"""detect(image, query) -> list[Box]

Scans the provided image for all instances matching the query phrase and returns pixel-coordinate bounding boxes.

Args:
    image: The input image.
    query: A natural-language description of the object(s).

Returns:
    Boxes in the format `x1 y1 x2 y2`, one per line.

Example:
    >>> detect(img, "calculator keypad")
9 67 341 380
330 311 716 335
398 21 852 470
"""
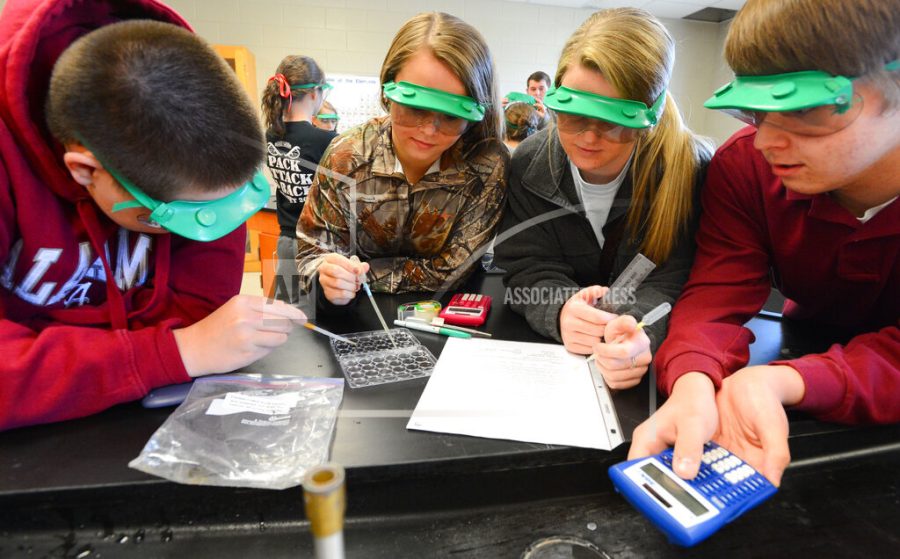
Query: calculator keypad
662 443 771 511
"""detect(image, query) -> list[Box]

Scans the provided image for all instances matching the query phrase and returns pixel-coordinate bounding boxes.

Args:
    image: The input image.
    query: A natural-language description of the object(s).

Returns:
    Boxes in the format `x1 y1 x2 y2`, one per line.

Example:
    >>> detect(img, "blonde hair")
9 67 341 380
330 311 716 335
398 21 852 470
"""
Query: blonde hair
555 8 713 263
380 12 501 153
504 102 541 142
726 0 900 109
318 100 337 117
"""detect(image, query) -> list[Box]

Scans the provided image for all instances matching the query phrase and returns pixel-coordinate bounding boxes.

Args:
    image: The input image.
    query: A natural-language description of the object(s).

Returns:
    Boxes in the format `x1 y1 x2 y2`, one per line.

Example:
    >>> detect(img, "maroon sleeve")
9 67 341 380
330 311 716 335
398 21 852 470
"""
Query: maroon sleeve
774 324 900 423
0 223 245 431
654 135 772 394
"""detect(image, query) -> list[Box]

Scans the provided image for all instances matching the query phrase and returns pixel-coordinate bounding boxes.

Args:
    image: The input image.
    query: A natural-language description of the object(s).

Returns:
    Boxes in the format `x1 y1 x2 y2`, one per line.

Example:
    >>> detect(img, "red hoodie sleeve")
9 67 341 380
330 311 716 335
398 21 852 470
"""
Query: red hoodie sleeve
0 196 245 431
771 324 900 424
654 137 772 394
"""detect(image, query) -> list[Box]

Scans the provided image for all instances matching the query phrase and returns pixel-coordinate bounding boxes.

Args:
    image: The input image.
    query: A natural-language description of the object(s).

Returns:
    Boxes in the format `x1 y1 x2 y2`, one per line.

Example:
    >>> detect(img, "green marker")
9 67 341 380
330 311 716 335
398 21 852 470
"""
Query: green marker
394 319 472 339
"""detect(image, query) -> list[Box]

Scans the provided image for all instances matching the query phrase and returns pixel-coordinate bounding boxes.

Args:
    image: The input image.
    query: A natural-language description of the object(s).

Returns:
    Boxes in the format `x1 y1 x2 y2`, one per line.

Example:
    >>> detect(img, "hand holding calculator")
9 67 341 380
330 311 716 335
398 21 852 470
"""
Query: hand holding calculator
609 442 777 547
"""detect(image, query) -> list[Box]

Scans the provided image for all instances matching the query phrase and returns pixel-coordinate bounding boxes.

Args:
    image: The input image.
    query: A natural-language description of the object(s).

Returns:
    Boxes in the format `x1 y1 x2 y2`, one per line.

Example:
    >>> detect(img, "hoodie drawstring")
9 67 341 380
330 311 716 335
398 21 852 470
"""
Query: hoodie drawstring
75 198 128 330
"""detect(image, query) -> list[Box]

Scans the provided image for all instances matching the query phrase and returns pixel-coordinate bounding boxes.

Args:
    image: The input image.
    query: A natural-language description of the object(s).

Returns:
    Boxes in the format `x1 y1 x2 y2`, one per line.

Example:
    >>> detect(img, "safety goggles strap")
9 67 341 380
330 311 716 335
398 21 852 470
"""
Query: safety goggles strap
111 199 146 212
291 82 332 91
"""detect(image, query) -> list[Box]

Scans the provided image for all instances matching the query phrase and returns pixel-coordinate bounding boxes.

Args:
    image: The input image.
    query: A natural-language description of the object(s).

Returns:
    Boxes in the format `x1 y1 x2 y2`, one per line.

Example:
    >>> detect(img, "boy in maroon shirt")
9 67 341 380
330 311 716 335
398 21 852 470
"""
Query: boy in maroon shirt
628 0 899 486
0 0 306 430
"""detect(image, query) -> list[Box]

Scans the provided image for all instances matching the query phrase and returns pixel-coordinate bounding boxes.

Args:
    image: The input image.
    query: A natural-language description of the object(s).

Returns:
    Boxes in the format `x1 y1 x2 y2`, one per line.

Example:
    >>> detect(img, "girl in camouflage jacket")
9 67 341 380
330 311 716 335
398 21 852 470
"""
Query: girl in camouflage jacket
296 12 508 309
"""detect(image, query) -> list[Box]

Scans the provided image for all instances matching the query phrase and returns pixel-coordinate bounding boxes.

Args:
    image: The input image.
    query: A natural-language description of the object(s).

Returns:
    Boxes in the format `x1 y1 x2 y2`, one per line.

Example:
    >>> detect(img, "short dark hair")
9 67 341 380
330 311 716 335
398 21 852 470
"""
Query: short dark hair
527 71 551 86
46 20 264 200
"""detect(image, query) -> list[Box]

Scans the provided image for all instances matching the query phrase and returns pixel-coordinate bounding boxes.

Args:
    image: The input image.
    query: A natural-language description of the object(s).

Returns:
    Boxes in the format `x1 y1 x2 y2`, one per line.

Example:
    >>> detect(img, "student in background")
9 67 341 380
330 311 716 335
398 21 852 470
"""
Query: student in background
504 71 553 125
262 55 337 304
527 70 552 126
526 70 551 102
629 0 899 487
0 0 305 431
296 12 508 308
313 101 340 133
495 8 712 389
503 101 541 153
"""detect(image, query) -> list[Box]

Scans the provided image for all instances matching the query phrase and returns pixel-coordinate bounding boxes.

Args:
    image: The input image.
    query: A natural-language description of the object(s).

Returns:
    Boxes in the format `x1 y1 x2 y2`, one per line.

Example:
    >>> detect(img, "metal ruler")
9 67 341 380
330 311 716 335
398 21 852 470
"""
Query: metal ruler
596 253 656 312
587 359 625 449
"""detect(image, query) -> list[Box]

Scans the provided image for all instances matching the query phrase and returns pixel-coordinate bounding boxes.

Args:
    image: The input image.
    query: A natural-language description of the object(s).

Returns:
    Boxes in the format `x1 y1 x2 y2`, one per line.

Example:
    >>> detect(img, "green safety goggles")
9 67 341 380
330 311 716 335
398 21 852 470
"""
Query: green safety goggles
705 61 899 136
544 85 665 128
316 113 339 121
291 82 333 93
543 85 665 143
506 91 536 105
383 81 486 122
110 167 270 242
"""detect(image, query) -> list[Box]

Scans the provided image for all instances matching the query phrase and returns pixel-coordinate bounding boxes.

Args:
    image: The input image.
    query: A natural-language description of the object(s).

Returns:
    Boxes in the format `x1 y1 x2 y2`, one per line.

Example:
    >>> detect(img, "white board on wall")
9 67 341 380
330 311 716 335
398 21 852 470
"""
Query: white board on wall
325 74 385 132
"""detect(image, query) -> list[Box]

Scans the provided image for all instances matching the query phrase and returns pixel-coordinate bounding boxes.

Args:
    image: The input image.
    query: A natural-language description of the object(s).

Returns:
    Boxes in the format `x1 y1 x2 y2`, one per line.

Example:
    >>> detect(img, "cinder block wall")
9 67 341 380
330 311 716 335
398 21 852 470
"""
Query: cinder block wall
165 0 740 143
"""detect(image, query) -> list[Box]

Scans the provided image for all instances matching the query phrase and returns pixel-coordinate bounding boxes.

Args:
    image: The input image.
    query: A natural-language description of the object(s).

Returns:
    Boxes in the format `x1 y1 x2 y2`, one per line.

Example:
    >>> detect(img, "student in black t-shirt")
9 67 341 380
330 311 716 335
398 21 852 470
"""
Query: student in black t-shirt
261 55 337 303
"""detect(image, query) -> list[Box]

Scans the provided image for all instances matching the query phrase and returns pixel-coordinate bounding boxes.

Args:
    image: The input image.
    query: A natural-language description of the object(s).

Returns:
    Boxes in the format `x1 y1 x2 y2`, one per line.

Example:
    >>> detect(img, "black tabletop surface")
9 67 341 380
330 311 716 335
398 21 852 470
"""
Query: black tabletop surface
1 272 897 558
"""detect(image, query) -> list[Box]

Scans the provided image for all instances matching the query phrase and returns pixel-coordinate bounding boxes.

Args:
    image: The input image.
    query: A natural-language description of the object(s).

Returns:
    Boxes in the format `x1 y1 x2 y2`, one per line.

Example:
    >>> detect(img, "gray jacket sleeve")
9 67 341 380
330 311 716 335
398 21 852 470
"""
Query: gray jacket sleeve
494 167 576 343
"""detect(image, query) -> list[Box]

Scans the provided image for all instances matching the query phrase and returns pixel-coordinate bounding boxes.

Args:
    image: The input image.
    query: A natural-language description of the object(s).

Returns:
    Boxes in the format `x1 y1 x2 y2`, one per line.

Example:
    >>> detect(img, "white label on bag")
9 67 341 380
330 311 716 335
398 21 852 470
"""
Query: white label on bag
206 391 301 416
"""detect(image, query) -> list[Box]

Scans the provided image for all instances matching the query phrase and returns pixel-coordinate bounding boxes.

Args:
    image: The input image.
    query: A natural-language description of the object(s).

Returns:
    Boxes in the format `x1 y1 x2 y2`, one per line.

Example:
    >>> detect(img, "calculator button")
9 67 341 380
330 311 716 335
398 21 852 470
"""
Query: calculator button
475 294 482 301
702 452 714 465
711 496 725 509
712 462 725 474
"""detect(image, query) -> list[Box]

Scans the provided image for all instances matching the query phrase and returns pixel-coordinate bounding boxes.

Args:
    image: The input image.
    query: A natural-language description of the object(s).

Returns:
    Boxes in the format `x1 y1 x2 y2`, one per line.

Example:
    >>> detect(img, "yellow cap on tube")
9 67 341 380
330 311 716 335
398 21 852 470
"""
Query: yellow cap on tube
303 463 346 541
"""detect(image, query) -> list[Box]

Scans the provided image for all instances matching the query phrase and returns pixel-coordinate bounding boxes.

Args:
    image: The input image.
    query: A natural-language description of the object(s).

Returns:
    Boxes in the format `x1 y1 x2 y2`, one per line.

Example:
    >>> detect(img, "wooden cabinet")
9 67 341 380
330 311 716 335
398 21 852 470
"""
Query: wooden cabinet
213 45 258 105
214 45 265 275
244 209 278 274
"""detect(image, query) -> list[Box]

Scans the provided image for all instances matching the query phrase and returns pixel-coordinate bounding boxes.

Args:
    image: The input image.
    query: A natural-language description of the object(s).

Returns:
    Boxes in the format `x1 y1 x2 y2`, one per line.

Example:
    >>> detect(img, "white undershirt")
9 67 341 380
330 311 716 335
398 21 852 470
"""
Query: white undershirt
857 196 898 223
571 156 633 248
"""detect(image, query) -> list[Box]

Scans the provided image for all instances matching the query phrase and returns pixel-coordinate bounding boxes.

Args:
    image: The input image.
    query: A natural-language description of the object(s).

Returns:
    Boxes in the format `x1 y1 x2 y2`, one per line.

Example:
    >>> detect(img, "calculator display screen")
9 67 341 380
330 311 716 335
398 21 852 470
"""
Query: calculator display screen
641 463 709 517
447 306 482 315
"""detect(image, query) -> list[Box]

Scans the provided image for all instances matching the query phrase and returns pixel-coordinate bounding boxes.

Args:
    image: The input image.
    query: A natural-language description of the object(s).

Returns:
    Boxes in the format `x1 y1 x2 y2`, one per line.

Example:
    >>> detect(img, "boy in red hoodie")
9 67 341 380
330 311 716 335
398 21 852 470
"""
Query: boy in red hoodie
0 0 306 431
627 0 899 487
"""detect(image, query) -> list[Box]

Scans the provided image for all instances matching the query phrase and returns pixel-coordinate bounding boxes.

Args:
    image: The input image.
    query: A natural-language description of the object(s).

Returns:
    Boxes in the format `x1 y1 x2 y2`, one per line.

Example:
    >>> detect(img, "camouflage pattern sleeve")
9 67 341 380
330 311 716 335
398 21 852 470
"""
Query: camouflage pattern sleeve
367 143 510 293
294 141 354 292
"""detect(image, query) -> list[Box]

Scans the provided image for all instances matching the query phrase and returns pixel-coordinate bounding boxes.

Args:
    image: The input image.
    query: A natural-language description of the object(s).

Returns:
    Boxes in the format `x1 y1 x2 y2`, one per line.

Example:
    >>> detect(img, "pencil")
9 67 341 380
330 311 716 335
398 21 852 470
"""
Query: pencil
303 322 357 345
586 302 671 363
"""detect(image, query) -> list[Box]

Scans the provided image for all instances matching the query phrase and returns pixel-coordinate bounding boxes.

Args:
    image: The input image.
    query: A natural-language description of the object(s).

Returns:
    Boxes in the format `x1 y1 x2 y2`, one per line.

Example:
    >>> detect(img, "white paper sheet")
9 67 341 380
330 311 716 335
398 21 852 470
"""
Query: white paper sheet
407 338 623 450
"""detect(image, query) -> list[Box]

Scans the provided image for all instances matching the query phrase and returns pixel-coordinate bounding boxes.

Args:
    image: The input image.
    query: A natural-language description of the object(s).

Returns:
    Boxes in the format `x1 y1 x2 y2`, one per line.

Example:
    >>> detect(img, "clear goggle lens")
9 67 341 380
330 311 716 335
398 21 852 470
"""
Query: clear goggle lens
551 110 643 144
721 94 864 136
389 102 469 136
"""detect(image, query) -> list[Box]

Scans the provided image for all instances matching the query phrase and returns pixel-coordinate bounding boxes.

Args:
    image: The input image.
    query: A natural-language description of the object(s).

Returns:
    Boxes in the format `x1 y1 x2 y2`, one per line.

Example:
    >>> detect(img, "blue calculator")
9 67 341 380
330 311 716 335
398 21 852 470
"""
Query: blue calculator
608 442 777 547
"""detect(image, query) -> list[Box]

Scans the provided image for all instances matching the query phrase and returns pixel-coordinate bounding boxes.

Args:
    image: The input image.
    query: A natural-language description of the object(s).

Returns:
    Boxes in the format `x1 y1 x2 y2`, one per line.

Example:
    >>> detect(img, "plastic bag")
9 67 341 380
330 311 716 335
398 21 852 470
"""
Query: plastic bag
129 374 344 489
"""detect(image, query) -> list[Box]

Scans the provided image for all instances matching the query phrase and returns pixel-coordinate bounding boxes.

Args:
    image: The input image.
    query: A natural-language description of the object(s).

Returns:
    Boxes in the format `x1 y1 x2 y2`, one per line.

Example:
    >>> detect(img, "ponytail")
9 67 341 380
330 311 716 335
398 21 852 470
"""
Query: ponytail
262 73 291 137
